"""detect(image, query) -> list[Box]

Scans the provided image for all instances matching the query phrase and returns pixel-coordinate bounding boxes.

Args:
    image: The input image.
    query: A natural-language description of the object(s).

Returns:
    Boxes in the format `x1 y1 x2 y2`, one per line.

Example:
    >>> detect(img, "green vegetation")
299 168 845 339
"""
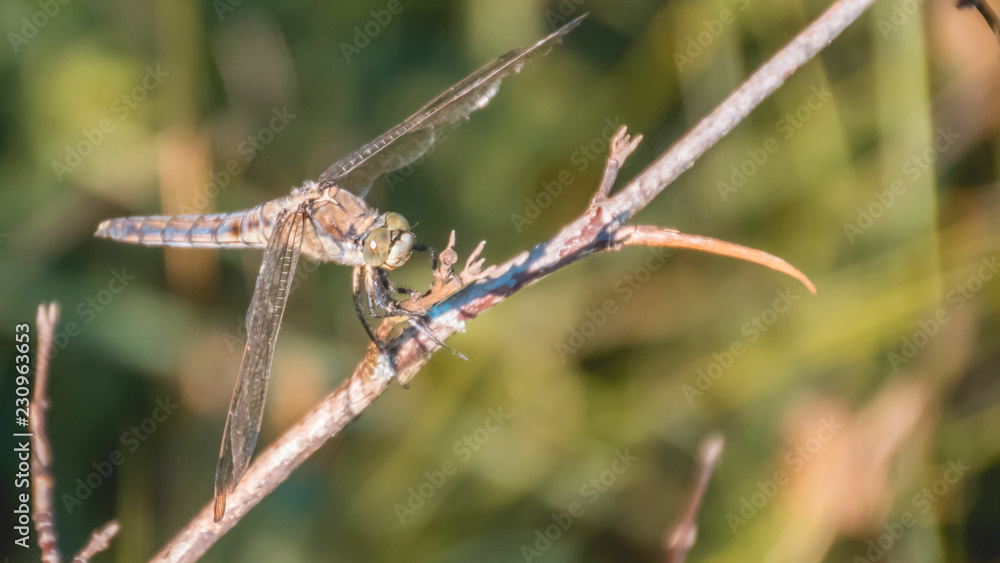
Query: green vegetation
1 0 998 561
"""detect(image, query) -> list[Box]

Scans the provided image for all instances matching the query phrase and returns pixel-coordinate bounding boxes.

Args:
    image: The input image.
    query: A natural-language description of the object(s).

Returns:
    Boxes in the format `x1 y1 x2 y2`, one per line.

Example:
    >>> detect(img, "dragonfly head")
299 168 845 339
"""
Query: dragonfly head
363 212 414 270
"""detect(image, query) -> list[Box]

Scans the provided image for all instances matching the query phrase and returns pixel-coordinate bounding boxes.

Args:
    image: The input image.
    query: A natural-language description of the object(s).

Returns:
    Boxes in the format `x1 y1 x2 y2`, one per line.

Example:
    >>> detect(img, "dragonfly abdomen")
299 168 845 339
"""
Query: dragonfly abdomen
95 207 271 248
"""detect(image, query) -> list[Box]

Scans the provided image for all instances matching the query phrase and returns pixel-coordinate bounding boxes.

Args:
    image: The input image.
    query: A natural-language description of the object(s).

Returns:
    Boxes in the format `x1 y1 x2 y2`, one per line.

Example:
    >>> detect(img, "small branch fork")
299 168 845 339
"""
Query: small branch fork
156 0 875 559
30 302 120 563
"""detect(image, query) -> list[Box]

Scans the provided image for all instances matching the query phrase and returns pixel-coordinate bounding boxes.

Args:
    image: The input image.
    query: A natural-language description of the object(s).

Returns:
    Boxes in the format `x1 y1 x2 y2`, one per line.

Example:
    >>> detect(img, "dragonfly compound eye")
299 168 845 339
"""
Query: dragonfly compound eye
362 228 391 266
385 231 415 270
384 212 410 233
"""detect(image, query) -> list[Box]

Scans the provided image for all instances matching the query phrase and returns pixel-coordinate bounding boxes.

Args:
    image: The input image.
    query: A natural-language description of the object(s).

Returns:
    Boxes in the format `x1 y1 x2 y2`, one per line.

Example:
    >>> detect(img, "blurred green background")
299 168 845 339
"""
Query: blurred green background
2 0 999 561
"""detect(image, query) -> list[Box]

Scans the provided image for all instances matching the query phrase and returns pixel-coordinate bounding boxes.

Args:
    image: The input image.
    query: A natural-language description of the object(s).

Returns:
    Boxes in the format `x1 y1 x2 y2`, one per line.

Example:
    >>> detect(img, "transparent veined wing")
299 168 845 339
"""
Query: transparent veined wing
213 207 306 521
317 14 586 197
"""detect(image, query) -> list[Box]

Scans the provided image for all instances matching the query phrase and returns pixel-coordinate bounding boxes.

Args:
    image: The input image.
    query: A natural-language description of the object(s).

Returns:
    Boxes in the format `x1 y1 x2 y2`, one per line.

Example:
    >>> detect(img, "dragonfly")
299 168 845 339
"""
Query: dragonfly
95 15 585 522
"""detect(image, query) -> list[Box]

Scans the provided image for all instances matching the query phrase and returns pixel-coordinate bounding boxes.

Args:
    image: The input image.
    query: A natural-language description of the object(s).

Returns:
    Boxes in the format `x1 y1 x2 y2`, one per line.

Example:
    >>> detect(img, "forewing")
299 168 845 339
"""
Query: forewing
317 15 586 197
213 207 306 521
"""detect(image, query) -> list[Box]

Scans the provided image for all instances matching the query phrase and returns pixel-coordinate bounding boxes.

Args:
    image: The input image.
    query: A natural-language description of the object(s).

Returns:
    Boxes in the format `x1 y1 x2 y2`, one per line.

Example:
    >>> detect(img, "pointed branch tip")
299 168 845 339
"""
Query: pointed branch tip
615 226 816 294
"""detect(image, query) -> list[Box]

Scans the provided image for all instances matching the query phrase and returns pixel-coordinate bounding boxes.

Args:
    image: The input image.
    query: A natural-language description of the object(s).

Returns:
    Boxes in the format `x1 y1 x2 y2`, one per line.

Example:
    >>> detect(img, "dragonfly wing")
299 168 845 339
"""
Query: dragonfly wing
213 207 306 521
317 15 586 197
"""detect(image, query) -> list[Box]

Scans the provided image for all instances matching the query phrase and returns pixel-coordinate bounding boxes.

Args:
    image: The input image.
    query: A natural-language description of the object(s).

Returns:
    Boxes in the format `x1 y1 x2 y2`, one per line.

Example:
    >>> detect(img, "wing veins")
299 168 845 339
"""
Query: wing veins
316 16 585 196
214 207 305 520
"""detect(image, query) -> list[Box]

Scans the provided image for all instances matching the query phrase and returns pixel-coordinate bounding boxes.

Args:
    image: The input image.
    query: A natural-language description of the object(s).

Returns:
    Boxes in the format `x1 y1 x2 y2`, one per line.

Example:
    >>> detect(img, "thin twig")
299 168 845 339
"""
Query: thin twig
72 521 122 563
155 0 874 558
30 302 120 563
31 302 61 563
665 434 725 563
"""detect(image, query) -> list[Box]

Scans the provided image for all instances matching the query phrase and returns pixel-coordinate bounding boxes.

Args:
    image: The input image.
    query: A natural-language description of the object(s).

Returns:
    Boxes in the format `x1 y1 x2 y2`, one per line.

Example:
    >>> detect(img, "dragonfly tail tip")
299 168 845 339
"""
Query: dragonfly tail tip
213 493 228 522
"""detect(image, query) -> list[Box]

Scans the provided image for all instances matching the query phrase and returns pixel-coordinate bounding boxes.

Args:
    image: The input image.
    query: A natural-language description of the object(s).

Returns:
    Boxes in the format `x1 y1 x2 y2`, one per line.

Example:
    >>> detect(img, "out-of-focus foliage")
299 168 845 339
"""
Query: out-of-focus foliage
1 0 998 561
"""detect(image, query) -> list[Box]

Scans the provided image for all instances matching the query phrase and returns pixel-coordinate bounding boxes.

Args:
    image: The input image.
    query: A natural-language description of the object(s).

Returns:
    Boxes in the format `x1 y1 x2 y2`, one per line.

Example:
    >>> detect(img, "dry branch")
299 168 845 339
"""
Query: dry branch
154 0 877 559
31 303 60 563
30 302 120 563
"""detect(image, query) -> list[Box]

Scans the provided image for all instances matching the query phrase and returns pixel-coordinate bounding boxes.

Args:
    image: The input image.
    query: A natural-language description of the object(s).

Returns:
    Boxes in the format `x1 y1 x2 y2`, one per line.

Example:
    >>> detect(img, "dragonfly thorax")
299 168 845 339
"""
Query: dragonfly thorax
363 212 414 270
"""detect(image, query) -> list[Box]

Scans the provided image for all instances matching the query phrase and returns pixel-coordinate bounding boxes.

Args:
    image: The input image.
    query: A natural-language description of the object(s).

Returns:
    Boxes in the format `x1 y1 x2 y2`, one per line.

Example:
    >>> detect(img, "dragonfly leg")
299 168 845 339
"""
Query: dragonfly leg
360 269 424 346
353 266 466 362
378 269 424 302
354 266 434 355
413 243 439 271
366 267 419 318
402 243 439 300
352 266 389 357
366 267 466 360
